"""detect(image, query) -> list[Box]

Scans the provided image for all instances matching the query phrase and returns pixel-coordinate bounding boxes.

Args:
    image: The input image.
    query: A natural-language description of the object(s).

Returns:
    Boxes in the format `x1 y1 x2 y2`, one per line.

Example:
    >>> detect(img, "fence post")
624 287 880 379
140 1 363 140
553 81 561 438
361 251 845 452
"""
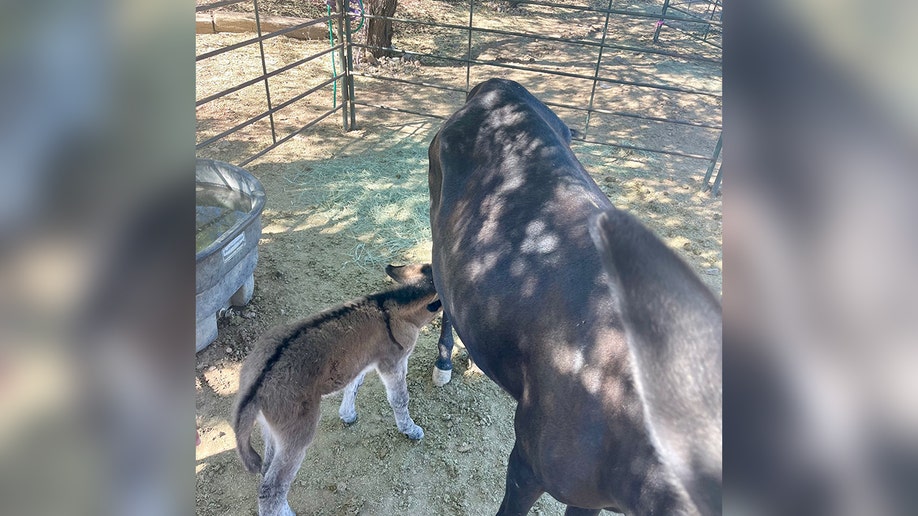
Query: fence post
710 163 722 196
583 0 615 140
702 131 722 193
653 0 670 43
342 0 357 130
465 0 474 94
336 0 350 131
252 0 277 144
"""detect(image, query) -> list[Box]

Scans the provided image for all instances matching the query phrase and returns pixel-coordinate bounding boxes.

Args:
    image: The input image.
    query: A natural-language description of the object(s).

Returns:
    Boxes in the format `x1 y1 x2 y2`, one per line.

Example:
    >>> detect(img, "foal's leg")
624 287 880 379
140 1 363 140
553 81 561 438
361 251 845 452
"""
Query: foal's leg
258 414 277 476
564 507 601 516
338 370 367 425
258 402 320 516
377 356 424 440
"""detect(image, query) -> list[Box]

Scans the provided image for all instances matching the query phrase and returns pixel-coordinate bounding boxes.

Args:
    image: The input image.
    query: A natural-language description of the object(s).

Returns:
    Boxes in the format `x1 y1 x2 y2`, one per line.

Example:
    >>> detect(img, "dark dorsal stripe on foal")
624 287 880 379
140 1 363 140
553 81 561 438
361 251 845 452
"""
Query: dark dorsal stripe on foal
235 282 435 428
234 301 371 429
234 324 308 430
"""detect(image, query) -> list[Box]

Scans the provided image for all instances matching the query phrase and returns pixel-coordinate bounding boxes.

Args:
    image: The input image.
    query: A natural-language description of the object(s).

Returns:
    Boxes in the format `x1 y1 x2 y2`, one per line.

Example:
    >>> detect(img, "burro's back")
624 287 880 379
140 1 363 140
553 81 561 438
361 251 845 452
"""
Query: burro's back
232 264 441 516
429 78 619 402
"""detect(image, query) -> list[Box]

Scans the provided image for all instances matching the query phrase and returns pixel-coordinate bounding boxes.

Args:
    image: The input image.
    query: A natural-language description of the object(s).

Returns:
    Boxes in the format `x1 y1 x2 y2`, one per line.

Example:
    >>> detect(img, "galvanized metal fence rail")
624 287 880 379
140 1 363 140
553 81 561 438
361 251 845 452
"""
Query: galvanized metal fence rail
195 0 723 192
195 0 354 167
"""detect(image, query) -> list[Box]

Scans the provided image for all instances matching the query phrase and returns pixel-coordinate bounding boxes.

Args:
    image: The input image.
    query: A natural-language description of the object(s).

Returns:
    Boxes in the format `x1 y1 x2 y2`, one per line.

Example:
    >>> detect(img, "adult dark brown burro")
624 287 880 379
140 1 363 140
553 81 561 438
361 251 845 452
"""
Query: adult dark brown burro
427 78 722 515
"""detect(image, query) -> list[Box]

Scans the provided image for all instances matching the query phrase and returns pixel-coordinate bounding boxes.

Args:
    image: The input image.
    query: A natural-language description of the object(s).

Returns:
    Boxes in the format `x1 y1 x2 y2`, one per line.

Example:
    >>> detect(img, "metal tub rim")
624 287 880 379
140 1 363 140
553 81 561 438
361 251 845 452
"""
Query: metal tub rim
195 158 267 263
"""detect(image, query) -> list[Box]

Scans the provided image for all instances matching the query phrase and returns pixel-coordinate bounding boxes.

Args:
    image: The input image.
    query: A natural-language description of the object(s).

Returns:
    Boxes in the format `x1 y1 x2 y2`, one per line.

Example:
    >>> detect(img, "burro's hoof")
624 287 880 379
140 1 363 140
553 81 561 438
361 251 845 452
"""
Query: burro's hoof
432 366 452 387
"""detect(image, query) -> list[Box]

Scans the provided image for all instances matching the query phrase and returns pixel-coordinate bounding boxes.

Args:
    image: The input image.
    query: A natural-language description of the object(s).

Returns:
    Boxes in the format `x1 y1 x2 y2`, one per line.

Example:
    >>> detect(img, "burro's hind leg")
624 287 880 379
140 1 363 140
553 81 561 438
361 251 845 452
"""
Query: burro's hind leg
338 370 367 425
377 356 424 440
257 400 321 516
497 440 545 516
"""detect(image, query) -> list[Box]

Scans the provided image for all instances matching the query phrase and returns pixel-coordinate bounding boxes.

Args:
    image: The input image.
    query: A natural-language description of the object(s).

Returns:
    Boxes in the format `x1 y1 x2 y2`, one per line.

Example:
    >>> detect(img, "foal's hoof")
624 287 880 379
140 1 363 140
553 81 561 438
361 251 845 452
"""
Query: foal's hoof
339 411 358 425
432 366 452 387
403 424 424 440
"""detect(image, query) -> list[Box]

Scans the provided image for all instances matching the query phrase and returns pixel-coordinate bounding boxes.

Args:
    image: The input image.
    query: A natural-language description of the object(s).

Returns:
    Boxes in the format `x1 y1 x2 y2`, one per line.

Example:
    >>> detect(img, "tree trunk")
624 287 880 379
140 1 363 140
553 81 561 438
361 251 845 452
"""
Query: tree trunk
365 0 398 58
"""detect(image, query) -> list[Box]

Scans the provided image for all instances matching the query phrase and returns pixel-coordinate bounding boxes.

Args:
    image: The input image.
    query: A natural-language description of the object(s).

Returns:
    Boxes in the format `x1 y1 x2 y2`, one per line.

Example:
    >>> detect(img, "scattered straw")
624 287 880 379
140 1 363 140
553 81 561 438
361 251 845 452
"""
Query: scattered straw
287 151 431 269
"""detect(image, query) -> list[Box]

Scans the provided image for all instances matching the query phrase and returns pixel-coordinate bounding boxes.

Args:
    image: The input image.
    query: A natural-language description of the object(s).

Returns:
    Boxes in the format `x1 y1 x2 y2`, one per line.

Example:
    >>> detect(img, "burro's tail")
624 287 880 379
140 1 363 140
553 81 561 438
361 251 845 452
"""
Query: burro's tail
233 385 263 474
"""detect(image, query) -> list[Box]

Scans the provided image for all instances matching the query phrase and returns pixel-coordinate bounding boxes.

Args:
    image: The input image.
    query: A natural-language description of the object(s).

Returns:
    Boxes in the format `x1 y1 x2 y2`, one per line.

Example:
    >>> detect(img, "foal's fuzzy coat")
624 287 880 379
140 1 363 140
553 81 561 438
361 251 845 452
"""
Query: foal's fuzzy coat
233 264 441 516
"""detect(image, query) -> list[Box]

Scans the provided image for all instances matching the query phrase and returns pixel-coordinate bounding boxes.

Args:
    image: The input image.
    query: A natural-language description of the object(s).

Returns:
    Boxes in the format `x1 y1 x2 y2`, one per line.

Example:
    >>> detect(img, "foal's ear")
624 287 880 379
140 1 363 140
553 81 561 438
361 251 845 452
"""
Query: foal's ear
385 264 406 281
426 299 442 312
386 263 435 285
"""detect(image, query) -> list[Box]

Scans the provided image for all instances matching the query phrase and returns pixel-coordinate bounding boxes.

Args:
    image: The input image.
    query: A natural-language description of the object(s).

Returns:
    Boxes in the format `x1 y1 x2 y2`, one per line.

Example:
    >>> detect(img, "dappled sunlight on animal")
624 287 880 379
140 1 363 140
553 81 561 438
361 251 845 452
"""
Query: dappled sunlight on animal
428 78 721 515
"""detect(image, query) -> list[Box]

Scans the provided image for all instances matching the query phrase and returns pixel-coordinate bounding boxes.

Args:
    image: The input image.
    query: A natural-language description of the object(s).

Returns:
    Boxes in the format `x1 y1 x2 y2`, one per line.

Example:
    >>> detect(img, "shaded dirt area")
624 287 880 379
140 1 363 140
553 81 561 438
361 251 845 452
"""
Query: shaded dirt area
196 1 721 515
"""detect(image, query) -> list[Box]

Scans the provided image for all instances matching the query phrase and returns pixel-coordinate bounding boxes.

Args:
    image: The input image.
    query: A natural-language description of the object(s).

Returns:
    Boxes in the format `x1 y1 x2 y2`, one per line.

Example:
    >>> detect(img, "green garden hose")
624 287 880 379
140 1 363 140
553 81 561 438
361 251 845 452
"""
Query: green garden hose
327 0 365 108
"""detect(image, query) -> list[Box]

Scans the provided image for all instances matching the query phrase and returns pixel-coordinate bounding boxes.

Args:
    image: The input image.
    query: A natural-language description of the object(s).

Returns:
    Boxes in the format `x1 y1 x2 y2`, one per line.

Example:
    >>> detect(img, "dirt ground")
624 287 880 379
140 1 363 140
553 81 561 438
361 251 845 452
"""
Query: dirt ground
196 1 721 514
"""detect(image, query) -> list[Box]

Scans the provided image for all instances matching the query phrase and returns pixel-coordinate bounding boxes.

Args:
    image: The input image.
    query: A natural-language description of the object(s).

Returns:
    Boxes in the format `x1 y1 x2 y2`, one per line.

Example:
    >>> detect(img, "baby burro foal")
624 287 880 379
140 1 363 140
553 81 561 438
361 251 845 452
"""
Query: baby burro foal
233 264 442 516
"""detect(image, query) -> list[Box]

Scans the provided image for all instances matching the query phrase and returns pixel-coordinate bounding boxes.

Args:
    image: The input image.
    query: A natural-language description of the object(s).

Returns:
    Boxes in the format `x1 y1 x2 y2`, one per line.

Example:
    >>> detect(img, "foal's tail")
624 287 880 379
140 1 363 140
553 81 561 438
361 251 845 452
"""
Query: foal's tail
232 385 263 474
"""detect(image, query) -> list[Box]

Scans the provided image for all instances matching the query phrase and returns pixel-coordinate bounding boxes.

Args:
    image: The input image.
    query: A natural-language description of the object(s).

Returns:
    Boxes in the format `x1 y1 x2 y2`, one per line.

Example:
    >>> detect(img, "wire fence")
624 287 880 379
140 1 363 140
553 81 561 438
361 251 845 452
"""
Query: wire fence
195 0 723 192
653 0 722 49
195 0 354 167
